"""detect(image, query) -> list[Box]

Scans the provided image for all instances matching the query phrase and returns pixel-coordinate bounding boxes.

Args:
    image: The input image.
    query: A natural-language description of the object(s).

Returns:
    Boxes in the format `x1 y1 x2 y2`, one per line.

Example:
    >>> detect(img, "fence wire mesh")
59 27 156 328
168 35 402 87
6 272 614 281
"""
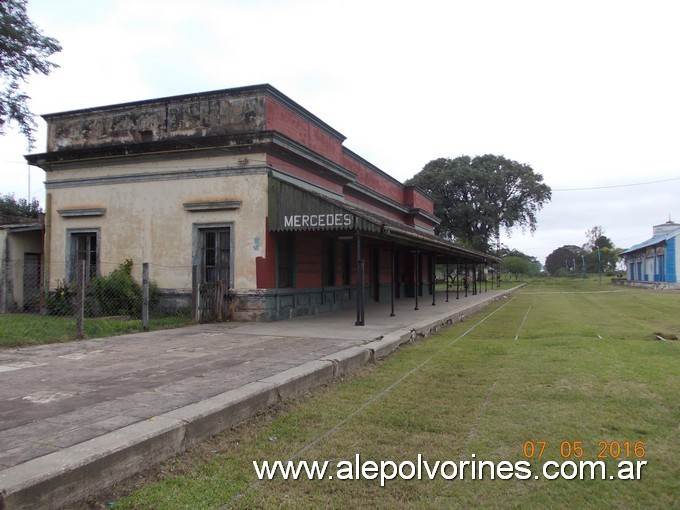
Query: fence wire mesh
1 259 194 344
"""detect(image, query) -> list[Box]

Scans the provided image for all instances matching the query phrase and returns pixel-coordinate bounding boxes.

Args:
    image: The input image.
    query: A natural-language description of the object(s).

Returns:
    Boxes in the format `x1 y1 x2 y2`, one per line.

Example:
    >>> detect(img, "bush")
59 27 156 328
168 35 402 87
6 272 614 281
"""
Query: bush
91 260 159 317
46 279 73 316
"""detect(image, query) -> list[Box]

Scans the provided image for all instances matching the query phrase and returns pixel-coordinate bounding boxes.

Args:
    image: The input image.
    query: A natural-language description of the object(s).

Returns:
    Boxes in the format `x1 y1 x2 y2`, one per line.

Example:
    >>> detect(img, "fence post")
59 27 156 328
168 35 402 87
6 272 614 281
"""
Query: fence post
0 260 7 314
76 260 85 339
215 280 224 322
191 265 199 323
142 262 149 331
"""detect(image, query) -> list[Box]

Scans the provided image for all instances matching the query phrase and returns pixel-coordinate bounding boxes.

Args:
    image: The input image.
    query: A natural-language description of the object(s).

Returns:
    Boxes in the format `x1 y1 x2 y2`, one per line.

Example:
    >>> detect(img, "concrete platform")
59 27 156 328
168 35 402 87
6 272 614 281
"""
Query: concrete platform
0 286 519 509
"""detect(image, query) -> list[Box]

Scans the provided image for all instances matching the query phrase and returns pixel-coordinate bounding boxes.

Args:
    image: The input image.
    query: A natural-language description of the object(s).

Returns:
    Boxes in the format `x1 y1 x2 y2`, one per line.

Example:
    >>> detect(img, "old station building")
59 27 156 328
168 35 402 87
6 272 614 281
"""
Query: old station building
26 84 498 323
620 220 680 288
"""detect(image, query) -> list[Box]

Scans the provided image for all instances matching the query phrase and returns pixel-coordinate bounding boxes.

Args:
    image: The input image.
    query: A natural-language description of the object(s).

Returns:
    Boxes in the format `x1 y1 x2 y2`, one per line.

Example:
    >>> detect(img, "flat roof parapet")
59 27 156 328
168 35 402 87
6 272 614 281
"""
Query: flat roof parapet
40 84 345 153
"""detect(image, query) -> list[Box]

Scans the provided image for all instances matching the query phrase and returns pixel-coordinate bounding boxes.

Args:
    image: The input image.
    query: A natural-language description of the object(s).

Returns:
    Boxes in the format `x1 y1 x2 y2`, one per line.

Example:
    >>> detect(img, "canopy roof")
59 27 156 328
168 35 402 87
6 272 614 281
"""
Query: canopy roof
620 227 680 256
268 177 499 264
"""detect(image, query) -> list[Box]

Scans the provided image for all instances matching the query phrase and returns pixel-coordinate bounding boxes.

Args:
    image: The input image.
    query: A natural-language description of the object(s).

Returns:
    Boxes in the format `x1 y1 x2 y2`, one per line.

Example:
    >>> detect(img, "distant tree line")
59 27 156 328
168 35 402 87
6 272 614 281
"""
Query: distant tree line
499 248 542 280
0 192 42 222
544 226 621 275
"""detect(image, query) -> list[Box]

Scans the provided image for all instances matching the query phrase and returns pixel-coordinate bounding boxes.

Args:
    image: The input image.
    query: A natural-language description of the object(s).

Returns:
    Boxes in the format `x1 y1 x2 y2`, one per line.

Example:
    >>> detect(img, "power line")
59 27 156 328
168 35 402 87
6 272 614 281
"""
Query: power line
553 176 680 191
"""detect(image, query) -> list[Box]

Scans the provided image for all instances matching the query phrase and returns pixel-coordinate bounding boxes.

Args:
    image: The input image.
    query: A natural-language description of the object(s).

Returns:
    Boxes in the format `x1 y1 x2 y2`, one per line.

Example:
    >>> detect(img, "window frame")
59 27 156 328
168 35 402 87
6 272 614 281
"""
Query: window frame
192 223 234 287
66 228 100 282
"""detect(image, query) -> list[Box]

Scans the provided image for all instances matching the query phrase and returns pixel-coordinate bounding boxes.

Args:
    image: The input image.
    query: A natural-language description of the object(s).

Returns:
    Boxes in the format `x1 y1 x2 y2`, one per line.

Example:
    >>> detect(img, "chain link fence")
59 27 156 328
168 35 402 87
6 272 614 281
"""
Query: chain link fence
1 259 195 344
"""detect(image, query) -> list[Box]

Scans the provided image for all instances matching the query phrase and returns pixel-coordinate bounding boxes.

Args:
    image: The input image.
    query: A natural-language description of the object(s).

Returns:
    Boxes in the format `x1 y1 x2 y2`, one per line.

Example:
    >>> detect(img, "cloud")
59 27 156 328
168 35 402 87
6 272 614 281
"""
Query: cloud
1 0 678 264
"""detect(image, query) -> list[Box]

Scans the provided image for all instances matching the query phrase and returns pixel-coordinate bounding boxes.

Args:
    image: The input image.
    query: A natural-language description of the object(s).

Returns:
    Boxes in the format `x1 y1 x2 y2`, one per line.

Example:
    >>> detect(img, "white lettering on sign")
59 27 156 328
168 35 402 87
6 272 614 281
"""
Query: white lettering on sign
283 213 353 229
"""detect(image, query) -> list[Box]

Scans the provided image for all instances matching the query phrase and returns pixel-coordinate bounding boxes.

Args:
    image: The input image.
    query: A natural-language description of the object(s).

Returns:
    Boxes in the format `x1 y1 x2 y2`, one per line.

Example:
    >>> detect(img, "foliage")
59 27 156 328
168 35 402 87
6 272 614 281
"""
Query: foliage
584 225 614 251
544 244 583 275
546 227 622 275
0 0 61 145
501 255 532 280
0 314 191 347
405 154 551 252
584 246 621 274
45 278 72 315
91 259 159 317
0 192 42 219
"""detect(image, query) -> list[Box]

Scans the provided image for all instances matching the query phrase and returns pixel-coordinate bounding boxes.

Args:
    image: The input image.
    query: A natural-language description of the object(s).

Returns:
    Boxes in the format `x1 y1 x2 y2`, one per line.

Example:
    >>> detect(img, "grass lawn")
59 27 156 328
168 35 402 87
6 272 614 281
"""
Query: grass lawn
92 278 679 509
0 314 191 347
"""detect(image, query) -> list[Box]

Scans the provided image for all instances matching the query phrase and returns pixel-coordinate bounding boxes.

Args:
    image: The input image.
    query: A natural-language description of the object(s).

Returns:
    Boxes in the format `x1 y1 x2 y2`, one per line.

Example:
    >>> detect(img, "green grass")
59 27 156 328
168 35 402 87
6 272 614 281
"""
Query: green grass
0 314 191 347
93 278 679 509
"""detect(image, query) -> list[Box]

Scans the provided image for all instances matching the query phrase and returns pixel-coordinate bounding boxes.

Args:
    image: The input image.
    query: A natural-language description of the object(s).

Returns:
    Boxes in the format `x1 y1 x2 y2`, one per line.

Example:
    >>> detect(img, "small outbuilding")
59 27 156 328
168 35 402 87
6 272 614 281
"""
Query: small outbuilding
620 220 680 288
0 219 43 313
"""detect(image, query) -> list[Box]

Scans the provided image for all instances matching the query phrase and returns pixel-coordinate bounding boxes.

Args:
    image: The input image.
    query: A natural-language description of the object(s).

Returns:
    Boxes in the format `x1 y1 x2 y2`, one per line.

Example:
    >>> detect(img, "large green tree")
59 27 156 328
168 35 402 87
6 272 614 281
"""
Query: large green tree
582 226 620 273
501 256 532 280
545 245 583 275
405 155 551 252
0 0 61 145
584 225 614 251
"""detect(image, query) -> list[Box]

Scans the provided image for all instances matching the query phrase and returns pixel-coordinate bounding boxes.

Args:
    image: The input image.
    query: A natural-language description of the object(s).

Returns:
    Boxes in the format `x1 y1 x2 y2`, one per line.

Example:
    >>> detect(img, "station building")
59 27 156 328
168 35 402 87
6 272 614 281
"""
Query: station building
620 220 680 288
26 84 498 323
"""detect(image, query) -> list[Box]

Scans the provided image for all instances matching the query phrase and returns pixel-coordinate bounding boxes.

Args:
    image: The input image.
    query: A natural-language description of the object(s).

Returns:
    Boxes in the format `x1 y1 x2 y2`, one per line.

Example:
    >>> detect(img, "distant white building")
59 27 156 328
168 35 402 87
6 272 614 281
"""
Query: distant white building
620 220 680 288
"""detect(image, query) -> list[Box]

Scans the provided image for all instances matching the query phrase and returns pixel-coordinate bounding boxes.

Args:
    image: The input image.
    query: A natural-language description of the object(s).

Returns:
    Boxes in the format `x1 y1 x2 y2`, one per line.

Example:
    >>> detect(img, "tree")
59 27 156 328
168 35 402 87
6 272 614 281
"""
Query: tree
0 0 61 145
405 155 551 253
0 192 42 220
501 256 532 280
584 226 613 251
544 245 583 275
582 226 618 273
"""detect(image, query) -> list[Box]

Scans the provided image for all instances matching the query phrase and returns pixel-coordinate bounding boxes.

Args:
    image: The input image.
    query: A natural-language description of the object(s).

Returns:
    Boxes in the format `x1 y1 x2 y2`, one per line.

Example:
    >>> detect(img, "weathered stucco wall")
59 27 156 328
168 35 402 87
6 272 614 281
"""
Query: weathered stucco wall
0 229 42 311
45 154 269 291
46 94 266 152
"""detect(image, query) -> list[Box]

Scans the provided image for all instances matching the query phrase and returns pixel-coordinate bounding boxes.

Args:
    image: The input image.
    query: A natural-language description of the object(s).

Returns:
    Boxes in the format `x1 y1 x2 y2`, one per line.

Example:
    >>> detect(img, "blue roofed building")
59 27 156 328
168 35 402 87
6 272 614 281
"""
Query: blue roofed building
620 220 680 288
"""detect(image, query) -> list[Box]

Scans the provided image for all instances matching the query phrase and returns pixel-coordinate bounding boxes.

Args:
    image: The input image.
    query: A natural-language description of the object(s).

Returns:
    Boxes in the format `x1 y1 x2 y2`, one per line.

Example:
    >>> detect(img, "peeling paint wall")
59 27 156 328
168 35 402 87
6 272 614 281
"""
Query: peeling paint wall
0 229 43 311
47 95 266 152
45 154 269 291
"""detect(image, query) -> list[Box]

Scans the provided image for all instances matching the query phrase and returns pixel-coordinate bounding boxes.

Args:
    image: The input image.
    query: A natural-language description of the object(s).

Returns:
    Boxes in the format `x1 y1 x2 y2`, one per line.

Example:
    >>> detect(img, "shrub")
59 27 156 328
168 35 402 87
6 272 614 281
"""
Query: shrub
91 260 159 317
46 279 73 316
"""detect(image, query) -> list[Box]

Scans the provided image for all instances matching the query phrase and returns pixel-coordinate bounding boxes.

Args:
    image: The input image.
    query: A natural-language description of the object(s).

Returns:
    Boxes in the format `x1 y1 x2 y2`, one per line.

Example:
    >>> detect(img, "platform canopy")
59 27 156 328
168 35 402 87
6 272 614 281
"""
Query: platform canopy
268 177 499 265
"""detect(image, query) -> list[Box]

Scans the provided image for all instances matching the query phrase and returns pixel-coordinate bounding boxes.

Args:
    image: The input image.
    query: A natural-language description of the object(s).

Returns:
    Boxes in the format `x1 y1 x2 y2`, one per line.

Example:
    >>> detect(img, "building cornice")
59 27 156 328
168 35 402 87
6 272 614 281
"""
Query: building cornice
45 166 270 190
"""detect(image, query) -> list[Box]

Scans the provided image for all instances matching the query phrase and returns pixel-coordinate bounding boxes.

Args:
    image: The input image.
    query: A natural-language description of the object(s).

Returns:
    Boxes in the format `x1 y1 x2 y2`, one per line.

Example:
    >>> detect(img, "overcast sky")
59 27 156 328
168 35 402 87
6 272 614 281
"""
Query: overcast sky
1 0 678 264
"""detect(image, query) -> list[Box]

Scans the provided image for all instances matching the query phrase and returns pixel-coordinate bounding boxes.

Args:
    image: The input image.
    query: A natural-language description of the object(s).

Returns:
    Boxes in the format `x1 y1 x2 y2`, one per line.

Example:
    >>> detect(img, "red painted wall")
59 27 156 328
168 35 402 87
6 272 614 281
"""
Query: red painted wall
341 153 405 204
266 155 344 194
295 234 322 288
265 95 439 234
404 187 434 214
256 227 277 289
259 93 443 293
265 98 343 162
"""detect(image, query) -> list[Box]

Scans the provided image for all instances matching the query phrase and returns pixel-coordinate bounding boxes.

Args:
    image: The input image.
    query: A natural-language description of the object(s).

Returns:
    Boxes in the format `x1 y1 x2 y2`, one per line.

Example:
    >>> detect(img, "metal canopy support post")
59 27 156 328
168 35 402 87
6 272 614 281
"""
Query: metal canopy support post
142 262 149 331
464 263 469 297
445 259 449 302
414 250 419 311
456 260 460 299
355 234 364 326
431 254 436 306
390 249 395 317
473 264 477 295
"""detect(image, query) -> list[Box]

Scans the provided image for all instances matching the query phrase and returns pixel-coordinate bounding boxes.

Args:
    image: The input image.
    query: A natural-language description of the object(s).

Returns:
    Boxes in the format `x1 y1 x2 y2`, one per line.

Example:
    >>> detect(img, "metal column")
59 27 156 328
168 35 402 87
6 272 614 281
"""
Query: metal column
390 249 395 317
355 235 364 326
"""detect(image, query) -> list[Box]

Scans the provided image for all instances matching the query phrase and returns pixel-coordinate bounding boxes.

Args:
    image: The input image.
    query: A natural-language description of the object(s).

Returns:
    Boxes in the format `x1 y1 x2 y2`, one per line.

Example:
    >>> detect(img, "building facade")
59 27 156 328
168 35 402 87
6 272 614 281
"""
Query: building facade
27 84 497 322
620 220 680 288
0 220 43 313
